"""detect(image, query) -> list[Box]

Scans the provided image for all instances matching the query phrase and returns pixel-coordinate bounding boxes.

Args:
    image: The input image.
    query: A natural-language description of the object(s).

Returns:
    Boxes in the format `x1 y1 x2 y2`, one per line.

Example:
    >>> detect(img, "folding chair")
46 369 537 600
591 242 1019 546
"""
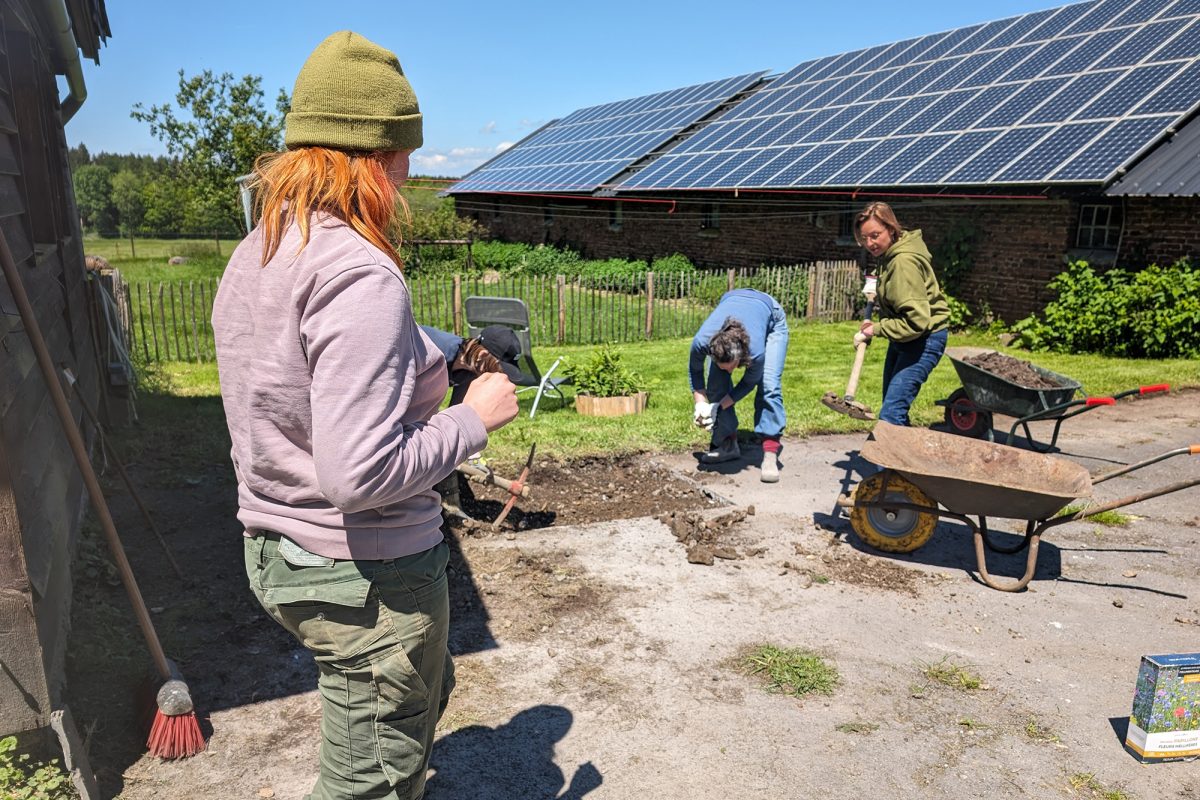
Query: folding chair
464 296 568 418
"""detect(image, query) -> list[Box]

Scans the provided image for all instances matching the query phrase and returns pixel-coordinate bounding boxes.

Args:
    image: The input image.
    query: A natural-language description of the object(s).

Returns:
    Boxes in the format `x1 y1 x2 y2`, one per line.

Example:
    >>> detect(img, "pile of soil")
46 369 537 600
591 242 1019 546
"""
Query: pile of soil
658 507 761 565
963 351 1062 389
454 456 721 532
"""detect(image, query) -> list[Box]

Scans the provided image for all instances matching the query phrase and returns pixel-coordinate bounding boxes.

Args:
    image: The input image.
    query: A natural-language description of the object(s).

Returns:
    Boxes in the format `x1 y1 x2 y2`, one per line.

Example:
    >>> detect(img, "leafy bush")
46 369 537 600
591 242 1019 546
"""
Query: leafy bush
651 253 697 273
564 344 644 397
470 240 534 272
520 244 582 276
1012 259 1200 358
0 736 77 800
577 257 648 283
944 293 973 331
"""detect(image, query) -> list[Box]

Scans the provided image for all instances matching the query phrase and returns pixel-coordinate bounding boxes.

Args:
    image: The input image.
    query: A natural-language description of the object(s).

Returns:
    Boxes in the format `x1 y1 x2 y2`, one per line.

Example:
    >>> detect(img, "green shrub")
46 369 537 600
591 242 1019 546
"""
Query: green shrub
0 736 77 800
470 240 534 272
944 293 973 331
577 257 649 283
564 344 644 397
650 253 696 273
520 244 582 276
1012 259 1200 358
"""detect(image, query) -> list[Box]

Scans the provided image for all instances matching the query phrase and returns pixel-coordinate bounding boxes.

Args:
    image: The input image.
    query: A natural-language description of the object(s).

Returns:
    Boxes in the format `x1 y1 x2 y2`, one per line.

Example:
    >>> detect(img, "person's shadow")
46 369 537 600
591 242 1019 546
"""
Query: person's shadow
427 705 602 799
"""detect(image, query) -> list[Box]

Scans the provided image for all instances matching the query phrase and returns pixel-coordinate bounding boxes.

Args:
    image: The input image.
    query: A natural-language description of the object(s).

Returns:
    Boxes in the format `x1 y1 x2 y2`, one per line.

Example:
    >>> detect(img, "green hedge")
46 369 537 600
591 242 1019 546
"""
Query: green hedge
1012 259 1200 358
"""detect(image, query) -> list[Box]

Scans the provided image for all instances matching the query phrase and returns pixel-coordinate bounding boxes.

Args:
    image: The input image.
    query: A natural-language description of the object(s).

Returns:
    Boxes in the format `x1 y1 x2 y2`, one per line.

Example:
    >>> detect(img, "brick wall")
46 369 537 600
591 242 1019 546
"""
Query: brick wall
455 193 1199 320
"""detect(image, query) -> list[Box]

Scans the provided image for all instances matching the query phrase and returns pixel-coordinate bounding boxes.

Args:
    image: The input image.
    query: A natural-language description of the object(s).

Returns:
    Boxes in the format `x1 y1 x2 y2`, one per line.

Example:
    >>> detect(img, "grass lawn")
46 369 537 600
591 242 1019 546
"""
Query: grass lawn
142 323 1200 466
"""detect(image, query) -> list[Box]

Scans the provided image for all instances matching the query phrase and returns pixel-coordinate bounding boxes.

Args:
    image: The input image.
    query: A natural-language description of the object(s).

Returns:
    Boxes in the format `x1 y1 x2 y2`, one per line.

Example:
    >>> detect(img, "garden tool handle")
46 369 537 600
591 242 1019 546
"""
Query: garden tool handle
1191 444 1200 455
1085 397 1116 407
1140 383 1170 394
845 339 868 400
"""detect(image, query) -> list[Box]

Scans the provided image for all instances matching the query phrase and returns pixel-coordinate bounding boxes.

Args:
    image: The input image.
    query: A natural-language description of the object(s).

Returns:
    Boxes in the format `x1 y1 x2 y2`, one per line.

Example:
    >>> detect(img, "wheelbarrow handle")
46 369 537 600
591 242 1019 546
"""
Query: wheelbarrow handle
1085 397 1115 407
1140 383 1170 395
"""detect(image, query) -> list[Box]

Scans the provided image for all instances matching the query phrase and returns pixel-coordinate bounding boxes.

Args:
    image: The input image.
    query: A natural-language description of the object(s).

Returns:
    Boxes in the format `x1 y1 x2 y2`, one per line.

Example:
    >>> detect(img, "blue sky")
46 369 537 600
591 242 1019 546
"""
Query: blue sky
66 0 1076 177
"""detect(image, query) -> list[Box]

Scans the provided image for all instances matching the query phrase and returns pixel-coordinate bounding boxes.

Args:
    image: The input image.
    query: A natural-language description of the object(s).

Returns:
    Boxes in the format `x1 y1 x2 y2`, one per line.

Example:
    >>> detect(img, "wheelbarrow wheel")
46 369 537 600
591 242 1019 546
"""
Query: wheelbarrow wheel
944 388 992 439
849 470 937 553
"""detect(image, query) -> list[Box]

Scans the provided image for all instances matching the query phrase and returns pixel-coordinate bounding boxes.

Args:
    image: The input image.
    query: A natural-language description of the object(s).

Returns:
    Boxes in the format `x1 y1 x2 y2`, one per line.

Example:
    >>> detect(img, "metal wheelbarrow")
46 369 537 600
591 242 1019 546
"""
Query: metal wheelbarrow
837 422 1200 592
936 347 1170 452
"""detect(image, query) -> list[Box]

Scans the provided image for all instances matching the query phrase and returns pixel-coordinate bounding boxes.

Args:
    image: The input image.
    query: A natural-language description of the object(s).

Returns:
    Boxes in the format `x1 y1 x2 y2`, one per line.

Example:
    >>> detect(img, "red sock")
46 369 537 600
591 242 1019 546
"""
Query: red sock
762 437 781 454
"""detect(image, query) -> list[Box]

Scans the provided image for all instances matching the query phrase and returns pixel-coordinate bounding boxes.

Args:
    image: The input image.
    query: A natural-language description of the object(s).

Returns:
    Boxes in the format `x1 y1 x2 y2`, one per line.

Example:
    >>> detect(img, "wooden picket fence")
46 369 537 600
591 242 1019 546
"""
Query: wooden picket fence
113 261 861 363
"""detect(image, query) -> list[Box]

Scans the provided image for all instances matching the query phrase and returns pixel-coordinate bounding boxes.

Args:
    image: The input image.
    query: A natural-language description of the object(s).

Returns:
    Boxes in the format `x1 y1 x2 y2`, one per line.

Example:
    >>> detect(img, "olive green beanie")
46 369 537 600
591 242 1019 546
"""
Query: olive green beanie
285 31 422 152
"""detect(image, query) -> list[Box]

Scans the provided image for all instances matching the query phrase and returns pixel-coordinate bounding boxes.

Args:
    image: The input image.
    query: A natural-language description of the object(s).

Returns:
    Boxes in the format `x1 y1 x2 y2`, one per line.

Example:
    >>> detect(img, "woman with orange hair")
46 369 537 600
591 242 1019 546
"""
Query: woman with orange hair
212 31 517 799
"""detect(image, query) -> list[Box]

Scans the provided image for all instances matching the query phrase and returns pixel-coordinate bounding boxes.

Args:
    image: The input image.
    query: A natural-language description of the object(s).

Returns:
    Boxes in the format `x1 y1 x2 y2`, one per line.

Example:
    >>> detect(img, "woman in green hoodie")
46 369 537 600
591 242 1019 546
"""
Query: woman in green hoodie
854 202 950 426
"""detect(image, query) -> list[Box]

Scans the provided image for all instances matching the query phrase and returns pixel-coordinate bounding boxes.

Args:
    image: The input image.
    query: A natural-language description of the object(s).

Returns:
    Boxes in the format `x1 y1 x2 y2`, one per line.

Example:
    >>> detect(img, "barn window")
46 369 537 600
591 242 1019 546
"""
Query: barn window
700 202 720 232
1076 203 1123 250
543 203 554 227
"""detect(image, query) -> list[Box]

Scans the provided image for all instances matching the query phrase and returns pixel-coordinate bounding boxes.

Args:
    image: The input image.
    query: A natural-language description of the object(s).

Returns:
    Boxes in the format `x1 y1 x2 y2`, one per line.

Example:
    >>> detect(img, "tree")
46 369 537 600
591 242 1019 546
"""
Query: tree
111 169 147 235
132 70 287 234
73 163 116 233
142 176 187 234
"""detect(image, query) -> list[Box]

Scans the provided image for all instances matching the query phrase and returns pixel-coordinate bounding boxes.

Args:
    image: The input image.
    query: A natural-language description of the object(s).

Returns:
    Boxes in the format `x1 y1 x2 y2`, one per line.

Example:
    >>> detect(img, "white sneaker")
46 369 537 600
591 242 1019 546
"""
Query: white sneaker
760 453 780 483
700 439 741 464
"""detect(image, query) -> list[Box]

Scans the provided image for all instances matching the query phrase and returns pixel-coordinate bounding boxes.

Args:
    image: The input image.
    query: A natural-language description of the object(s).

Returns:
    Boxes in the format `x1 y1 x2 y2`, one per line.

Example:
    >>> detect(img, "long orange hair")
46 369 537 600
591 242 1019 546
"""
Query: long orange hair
248 147 408 267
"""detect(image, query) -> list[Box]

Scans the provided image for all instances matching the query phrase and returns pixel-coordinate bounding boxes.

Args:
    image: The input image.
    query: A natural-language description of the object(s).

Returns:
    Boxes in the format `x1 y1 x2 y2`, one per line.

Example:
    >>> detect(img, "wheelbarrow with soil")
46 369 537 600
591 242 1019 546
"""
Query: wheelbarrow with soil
936 347 1169 452
837 421 1200 592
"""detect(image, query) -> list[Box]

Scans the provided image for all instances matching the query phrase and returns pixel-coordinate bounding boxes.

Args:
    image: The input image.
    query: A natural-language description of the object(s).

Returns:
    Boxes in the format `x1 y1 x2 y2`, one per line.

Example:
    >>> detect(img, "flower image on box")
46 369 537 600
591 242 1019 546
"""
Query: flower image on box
1125 652 1200 763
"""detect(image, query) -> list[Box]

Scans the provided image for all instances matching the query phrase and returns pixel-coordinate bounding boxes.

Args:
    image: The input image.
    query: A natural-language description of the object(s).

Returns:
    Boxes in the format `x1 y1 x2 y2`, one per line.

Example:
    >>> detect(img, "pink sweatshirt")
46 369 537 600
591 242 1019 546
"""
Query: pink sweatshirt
212 215 487 559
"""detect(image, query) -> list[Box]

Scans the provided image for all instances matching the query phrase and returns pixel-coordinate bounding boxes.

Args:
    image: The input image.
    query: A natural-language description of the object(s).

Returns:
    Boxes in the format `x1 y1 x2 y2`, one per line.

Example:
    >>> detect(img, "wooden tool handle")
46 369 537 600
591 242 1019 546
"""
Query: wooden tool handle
0 230 172 682
845 339 868 400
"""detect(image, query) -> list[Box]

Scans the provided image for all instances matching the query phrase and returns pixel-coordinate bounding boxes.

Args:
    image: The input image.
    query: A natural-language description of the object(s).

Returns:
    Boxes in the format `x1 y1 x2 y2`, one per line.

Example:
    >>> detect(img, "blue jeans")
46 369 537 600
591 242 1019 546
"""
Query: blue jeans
879 328 948 426
707 306 789 445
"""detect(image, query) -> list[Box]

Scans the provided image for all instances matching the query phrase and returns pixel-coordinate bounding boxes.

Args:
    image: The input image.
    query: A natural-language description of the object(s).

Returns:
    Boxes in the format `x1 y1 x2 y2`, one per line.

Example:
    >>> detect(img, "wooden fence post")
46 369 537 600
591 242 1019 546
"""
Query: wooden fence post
452 275 462 336
465 237 474 272
644 271 655 340
727 268 735 292
806 263 817 321
556 274 566 344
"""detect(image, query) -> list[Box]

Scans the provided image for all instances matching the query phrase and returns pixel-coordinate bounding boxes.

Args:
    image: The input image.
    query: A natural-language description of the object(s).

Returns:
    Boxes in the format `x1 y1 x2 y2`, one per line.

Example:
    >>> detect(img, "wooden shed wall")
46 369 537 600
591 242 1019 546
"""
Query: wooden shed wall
0 0 101 736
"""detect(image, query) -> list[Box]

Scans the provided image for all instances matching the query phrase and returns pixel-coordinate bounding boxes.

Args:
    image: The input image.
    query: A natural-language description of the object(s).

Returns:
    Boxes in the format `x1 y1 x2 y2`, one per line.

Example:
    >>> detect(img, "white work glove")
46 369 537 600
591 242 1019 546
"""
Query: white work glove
852 331 870 348
693 401 715 430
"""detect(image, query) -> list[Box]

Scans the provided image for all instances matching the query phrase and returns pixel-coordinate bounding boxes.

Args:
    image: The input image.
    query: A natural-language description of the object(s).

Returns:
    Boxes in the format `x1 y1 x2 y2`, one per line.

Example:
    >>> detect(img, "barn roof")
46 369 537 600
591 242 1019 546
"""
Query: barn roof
448 0 1200 197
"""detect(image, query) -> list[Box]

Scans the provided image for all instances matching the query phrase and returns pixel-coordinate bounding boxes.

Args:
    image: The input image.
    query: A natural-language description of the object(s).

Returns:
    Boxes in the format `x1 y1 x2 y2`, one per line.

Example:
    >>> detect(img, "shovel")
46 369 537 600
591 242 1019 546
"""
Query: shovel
822 286 876 421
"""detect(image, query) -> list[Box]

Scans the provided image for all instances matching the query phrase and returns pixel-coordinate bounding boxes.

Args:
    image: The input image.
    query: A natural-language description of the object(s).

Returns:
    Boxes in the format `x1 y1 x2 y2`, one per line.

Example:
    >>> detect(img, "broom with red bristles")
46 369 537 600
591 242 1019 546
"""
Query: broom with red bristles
0 231 205 759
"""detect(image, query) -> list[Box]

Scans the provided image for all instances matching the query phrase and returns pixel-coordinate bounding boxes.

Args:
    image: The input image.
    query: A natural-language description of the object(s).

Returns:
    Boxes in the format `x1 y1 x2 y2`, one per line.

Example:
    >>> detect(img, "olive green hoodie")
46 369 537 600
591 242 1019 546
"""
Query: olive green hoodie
875 229 950 343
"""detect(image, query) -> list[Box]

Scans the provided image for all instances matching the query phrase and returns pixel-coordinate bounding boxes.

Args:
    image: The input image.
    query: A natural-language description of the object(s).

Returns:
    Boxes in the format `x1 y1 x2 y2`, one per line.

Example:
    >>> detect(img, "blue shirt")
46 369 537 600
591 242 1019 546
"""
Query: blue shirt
689 289 781 402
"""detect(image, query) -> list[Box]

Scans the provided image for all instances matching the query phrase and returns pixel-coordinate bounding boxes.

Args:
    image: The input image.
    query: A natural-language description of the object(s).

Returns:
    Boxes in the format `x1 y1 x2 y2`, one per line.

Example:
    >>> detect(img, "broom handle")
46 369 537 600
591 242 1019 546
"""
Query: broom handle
0 232 172 682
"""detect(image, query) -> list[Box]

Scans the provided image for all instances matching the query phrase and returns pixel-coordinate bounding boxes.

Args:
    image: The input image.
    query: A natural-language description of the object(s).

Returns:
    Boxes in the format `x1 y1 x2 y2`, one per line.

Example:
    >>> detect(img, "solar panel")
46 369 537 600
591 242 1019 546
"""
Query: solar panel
452 0 1200 197
447 71 764 193
605 0 1200 191
1050 115 1177 179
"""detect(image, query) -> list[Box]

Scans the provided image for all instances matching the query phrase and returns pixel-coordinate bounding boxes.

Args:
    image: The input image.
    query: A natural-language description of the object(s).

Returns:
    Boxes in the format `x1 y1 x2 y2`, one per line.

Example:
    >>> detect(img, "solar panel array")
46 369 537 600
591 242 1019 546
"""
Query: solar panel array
617 0 1200 191
447 72 764 194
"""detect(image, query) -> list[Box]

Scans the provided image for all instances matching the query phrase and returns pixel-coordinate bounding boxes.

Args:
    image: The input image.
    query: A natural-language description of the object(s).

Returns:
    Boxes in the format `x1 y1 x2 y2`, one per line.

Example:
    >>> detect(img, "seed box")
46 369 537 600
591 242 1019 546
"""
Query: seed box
1125 652 1200 763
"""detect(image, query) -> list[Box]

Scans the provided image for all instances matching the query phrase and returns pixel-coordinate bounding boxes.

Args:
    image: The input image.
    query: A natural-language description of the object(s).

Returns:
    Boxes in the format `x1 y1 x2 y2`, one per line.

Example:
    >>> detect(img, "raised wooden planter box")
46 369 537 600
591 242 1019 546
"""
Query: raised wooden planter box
574 391 649 417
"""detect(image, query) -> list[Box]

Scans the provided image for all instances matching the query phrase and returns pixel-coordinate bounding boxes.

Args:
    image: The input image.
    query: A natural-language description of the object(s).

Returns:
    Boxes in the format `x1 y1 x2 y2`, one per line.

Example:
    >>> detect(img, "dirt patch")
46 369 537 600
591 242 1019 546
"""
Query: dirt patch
448 544 614 648
657 507 760 564
453 456 722 532
963 351 1063 389
787 538 937 596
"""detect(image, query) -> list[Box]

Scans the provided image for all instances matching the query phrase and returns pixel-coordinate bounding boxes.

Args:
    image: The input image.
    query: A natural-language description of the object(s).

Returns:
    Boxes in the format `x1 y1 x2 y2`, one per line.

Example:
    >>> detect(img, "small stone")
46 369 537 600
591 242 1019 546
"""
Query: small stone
258 790 275 799
547 649 557 658
1122 570 1137 578
1113 598 1124 608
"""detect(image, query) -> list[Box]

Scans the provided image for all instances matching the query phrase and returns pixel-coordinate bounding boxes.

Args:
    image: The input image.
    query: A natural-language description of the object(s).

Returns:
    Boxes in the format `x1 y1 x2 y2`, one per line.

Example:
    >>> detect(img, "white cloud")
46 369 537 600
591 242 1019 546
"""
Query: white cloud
411 144 512 177
480 121 497 135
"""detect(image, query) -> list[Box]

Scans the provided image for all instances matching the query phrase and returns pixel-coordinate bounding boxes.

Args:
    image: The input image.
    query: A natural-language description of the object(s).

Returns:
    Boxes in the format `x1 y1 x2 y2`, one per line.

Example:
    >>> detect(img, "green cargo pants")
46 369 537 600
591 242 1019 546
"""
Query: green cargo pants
245 533 455 800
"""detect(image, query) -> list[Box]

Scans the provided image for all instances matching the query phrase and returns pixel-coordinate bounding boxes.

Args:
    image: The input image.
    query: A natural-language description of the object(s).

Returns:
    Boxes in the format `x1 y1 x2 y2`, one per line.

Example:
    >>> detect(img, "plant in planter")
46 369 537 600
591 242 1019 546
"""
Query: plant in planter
564 344 648 417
